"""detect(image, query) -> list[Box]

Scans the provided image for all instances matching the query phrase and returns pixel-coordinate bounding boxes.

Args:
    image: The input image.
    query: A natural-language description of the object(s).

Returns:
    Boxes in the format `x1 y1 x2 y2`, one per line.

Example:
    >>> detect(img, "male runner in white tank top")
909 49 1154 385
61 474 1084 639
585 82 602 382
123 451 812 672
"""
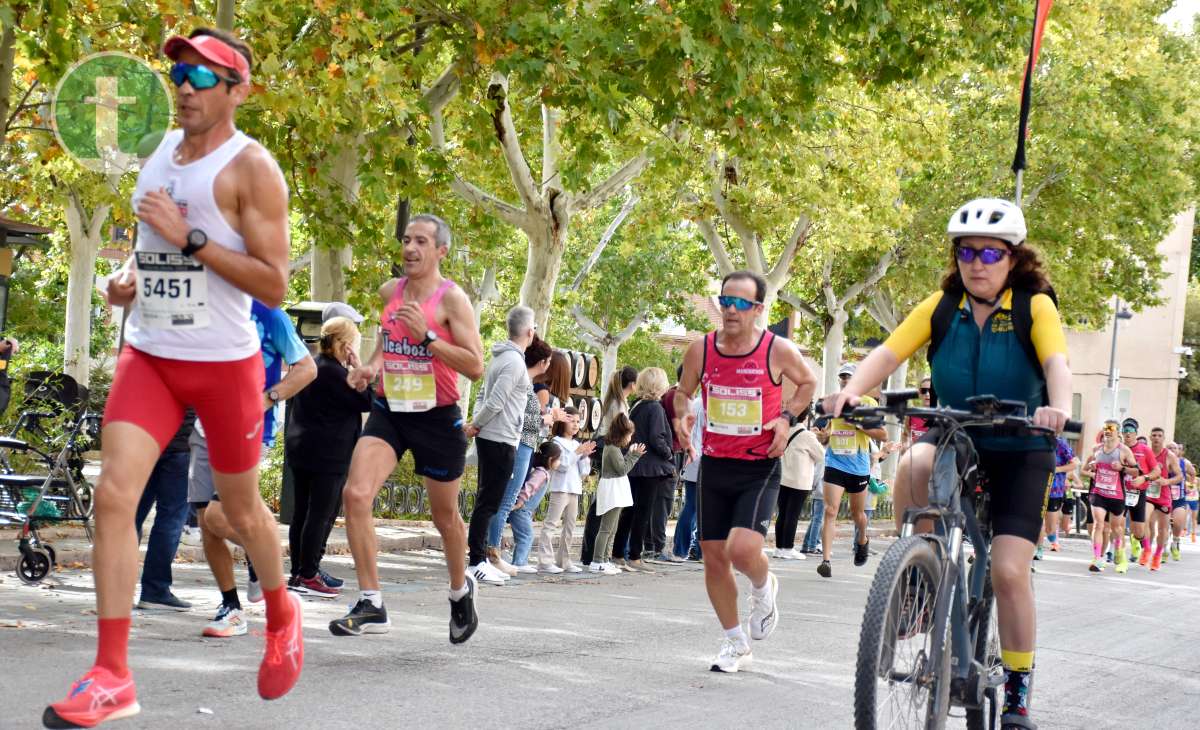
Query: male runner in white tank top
44 28 302 729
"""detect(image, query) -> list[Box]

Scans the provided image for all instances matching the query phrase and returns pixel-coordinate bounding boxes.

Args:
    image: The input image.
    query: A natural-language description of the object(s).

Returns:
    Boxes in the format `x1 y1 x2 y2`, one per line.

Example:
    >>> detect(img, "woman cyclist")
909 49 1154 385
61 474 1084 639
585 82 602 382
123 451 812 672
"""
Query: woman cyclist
825 198 1072 730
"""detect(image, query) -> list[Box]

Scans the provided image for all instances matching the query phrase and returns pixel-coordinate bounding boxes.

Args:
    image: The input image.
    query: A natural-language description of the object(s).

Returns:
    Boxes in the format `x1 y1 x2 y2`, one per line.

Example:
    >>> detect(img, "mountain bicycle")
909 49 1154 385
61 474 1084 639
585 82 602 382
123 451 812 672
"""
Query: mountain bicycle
823 391 1079 730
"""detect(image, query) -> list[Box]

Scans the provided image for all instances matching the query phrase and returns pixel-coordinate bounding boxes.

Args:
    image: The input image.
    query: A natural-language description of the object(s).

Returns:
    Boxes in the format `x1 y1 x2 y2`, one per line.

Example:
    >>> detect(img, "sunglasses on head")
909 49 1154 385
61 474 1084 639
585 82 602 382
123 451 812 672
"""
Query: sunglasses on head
718 295 760 312
954 245 1009 265
169 62 239 90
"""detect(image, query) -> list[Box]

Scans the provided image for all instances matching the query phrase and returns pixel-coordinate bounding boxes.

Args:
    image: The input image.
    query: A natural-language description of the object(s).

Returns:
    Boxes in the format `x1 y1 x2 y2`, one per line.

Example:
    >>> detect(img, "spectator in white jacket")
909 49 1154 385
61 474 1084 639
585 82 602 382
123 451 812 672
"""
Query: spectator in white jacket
774 421 824 560
537 407 595 573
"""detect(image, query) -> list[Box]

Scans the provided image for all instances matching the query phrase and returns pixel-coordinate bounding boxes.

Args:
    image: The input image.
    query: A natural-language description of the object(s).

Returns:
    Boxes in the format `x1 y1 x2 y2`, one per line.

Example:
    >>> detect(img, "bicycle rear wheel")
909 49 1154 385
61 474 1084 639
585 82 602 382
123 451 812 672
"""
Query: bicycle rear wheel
855 535 951 730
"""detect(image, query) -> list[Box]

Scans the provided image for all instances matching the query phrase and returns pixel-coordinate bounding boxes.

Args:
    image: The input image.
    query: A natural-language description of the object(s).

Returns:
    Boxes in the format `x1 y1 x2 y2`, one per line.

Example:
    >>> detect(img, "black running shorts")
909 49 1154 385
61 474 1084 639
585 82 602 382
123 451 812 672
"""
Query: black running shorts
697 455 781 541
917 428 1054 544
823 465 870 494
361 399 468 482
1046 496 1064 513
1125 490 1147 523
1089 493 1125 518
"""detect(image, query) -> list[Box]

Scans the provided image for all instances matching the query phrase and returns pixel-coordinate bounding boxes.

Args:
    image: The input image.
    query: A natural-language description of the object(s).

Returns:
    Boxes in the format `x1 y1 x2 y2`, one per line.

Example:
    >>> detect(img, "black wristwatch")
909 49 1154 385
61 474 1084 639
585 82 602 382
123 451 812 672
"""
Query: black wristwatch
419 329 439 348
181 228 208 257
780 409 798 427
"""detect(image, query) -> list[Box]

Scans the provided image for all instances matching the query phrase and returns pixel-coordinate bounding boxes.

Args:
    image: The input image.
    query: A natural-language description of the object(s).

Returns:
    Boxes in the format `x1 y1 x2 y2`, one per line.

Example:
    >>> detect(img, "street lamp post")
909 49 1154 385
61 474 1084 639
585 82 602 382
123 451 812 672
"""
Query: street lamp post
1106 297 1134 418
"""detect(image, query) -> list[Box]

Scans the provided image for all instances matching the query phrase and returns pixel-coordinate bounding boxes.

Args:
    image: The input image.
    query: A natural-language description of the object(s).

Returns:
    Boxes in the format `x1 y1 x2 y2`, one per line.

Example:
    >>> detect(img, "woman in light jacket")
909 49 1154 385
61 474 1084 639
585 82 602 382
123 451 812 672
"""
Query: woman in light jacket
774 419 824 560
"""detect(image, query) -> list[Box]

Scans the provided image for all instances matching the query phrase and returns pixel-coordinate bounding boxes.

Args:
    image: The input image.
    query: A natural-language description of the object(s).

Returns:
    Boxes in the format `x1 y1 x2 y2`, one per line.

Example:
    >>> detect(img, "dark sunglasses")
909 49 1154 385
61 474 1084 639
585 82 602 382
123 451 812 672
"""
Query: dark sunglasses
718 295 760 312
918 388 931 395
954 245 1009 265
1121 427 1137 434
169 62 239 90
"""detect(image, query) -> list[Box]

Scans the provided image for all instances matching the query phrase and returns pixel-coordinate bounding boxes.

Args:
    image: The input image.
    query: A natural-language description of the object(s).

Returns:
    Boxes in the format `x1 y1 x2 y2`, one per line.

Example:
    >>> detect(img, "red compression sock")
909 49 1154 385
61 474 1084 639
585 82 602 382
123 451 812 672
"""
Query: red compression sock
95 617 131 677
263 586 294 631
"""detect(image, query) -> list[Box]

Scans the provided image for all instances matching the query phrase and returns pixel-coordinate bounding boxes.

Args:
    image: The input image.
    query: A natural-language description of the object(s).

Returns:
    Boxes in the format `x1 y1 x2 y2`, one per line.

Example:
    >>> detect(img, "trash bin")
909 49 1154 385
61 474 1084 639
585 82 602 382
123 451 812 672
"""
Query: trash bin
279 302 327 524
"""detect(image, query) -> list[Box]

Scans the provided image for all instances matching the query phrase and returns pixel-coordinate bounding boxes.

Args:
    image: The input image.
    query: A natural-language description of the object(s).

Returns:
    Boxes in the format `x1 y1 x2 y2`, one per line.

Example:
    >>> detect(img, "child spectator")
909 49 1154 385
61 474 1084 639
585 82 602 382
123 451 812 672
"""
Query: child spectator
591 413 645 575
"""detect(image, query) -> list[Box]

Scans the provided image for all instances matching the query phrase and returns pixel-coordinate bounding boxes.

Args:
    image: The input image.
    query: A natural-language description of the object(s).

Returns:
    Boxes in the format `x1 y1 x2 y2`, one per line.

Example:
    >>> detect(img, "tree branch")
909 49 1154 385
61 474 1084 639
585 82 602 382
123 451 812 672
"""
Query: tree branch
839 248 897 308
767 214 812 289
288 251 312 273
541 105 561 195
1021 167 1067 209
572 305 646 349
865 288 899 331
821 254 837 312
486 73 540 211
572 305 610 341
710 155 763 272
779 291 821 320
571 149 651 212
694 215 736 276
568 189 638 292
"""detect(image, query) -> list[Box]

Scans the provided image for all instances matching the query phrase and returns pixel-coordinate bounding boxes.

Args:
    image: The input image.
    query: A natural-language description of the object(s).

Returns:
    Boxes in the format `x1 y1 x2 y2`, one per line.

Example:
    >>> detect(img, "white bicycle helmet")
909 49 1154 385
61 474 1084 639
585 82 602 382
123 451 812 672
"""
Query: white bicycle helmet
946 197 1027 246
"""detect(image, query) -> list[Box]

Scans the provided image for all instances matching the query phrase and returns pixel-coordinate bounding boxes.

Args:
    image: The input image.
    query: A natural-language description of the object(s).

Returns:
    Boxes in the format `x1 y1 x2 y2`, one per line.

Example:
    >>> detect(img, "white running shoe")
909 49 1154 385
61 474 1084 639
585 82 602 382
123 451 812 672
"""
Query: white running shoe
540 563 564 574
180 526 202 547
748 572 780 640
588 563 608 573
246 579 263 604
514 564 538 574
778 548 805 560
202 605 248 638
710 637 753 673
469 562 508 586
564 564 583 573
600 563 621 576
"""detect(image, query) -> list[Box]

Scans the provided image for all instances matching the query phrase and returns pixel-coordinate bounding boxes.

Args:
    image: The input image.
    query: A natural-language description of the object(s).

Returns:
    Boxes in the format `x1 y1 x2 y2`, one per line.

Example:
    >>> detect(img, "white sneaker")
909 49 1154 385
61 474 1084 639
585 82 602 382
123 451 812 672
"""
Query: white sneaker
776 548 805 561
710 637 752 673
540 563 564 574
748 572 780 640
469 561 508 586
600 563 621 576
514 564 538 574
564 564 583 573
588 563 608 574
246 579 263 604
180 526 202 547
202 605 247 638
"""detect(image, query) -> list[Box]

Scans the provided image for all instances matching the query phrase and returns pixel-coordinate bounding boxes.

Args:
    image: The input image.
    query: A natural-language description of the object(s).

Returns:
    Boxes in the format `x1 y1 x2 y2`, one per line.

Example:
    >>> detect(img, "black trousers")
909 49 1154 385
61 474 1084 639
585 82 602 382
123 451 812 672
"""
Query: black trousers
288 467 347 579
468 437 516 566
647 478 675 554
774 488 809 550
615 475 673 561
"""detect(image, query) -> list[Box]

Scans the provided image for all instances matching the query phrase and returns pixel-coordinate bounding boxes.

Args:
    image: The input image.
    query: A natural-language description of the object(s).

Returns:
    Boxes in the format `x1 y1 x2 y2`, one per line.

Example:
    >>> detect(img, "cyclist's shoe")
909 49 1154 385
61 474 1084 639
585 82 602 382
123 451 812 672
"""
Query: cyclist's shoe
1000 715 1038 730
709 637 752 673
1088 559 1102 573
449 574 478 645
44 666 140 728
1033 546 1043 561
747 572 779 640
817 560 832 578
853 540 870 567
329 599 390 636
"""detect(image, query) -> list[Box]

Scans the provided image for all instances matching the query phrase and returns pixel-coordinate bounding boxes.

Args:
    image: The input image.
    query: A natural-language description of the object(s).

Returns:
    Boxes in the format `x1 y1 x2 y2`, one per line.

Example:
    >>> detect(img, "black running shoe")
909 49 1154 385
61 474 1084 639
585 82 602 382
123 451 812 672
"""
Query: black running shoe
329 599 390 636
319 569 345 588
817 560 832 578
449 574 478 644
854 540 870 567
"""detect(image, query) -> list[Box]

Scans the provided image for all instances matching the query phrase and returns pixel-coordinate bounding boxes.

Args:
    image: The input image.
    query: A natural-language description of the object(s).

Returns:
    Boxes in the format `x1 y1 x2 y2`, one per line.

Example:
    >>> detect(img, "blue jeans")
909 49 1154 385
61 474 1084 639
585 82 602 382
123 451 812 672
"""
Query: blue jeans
134 450 191 600
673 481 699 557
510 477 552 566
488 442 532 549
802 495 825 552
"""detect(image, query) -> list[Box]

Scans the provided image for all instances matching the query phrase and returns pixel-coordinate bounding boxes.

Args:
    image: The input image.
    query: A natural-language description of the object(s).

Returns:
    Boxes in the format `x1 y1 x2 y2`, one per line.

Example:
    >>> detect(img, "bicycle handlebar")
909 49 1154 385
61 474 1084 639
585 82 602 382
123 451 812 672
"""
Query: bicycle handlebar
815 390 1082 438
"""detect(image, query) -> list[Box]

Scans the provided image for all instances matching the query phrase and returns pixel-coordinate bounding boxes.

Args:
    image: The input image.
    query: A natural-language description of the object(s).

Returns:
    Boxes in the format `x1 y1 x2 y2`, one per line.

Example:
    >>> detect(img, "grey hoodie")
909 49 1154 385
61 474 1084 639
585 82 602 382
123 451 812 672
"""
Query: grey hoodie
472 340 530 446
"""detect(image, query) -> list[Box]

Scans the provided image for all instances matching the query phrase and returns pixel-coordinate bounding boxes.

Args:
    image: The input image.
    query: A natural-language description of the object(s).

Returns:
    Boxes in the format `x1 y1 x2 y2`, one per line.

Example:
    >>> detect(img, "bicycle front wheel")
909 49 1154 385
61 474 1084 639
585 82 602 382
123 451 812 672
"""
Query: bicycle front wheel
855 535 951 730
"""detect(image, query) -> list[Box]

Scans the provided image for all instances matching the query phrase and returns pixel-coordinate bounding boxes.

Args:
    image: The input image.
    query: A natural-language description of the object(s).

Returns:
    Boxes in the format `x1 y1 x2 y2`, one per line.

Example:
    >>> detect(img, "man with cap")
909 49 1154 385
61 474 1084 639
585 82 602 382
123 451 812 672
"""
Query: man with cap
45 27 302 728
1120 417 1159 565
813 362 885 578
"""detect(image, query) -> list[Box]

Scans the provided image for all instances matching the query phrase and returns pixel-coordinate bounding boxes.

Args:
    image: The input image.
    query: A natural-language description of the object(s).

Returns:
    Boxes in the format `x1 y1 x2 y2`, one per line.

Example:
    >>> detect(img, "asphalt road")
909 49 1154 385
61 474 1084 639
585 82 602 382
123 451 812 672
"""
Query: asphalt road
2 534 1198 729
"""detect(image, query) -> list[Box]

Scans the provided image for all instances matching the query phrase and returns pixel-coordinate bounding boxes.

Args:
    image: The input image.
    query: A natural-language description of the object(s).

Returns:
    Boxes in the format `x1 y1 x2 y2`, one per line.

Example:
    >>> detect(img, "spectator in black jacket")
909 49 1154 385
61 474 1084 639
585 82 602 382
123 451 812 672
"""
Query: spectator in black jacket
284 316 370 595
611 367 675 572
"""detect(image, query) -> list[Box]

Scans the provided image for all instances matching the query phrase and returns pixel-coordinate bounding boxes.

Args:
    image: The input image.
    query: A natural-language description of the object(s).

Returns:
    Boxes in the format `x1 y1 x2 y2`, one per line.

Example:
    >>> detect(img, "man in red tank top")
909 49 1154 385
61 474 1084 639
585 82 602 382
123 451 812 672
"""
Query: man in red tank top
674 270 817 673
330 215 486 644
1146 427 1182 570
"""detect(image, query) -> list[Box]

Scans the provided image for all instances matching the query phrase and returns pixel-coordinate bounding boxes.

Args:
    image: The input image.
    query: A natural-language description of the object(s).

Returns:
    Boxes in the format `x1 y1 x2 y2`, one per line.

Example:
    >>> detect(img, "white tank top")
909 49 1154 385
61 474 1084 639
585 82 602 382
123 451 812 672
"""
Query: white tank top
124 129 262 362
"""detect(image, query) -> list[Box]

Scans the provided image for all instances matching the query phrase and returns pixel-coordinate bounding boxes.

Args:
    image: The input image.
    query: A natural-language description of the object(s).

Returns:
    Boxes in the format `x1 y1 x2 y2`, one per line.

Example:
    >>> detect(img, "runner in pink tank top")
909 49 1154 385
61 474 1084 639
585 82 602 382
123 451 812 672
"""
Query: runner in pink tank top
333 213 486 643
672 270 817 674
1082 422 1138 573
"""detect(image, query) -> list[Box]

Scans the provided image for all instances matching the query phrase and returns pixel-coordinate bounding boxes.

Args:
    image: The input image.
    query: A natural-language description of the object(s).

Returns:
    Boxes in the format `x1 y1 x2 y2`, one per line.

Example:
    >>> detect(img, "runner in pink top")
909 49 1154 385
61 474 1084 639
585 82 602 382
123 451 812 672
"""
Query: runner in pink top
1082 420 1137 573
331 214 485 643
1121 418 1158 564
673 270 817 673
1146 427 1182 570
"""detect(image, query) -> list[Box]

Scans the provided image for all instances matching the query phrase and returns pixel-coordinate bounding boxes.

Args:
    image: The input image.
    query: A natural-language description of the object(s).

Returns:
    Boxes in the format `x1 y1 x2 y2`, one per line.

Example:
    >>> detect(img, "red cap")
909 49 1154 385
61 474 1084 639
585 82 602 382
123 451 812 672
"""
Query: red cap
163 34 250 84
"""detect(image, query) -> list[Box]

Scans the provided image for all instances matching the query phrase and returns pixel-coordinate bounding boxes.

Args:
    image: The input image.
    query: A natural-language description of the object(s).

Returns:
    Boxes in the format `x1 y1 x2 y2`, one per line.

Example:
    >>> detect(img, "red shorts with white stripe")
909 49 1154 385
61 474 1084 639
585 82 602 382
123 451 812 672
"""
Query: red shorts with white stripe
103 346 265 473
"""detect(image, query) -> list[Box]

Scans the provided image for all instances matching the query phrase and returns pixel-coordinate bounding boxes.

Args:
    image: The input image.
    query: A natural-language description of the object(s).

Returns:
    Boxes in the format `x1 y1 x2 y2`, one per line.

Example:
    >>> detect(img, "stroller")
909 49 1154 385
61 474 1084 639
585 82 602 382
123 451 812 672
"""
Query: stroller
0 372 99 584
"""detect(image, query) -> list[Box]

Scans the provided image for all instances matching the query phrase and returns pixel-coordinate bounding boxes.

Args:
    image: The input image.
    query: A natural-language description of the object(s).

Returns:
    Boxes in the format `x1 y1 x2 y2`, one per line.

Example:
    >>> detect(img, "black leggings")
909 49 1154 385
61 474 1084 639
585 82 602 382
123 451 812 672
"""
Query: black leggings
614 475 671 561
288 467 347 579
774 488 810 550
